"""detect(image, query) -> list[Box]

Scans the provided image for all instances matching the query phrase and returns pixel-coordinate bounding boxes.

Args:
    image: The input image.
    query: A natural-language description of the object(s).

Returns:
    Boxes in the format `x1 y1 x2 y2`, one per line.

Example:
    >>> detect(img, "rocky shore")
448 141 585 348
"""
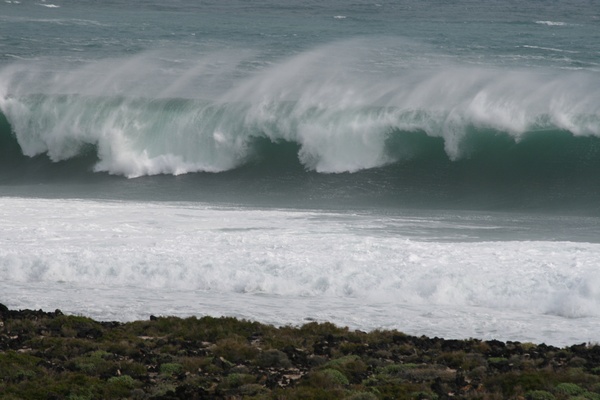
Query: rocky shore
1 303 599 399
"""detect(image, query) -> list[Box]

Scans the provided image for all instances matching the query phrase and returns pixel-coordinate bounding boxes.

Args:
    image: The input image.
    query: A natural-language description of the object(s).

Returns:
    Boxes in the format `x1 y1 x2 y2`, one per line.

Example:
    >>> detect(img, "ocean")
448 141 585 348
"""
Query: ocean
1 0 599 346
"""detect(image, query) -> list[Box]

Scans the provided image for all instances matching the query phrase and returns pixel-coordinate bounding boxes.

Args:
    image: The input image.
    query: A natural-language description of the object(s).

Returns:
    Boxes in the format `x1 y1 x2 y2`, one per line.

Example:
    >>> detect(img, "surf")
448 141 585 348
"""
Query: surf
1 42 599 202
1 92 599 178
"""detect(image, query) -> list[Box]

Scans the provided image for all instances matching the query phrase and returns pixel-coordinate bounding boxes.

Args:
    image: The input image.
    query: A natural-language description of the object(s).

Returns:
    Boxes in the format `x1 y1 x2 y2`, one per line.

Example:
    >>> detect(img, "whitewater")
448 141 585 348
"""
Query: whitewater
1 0 600 346
1 197 599 346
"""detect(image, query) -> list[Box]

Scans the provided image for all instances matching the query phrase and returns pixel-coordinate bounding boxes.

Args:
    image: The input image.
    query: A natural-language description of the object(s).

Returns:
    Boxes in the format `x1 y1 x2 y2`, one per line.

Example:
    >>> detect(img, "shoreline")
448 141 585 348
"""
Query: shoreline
1 304 599 399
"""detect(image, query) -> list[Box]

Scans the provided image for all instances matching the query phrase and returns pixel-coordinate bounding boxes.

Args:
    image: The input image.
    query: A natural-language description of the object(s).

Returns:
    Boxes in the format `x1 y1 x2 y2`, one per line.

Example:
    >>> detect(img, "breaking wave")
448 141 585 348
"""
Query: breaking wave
1 41 599 181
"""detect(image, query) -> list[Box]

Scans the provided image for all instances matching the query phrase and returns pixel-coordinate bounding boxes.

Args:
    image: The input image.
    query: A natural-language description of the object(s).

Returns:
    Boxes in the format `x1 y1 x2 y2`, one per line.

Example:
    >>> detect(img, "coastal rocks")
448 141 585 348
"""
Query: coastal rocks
1 305 600 399
0 303 63 321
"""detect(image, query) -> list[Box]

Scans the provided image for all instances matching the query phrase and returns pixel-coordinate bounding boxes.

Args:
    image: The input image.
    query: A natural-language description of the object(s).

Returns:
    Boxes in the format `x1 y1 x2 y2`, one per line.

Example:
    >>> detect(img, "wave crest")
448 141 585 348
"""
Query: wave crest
1 42 599 177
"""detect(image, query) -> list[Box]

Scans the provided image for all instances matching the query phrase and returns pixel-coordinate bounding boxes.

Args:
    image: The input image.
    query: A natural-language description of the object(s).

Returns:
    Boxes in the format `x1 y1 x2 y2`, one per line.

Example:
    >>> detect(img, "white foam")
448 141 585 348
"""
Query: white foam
535 20 567 26
0 197 599 346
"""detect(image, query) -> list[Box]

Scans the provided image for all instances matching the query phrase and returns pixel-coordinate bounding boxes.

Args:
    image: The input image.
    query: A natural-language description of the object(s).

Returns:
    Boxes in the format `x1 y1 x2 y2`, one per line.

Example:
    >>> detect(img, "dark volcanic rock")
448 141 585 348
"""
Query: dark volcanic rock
0 305 599 400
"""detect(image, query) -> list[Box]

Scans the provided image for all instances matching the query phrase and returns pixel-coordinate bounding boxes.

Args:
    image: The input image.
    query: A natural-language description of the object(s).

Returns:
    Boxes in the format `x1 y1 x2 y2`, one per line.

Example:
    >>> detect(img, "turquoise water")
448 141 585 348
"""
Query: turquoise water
1 0 600 344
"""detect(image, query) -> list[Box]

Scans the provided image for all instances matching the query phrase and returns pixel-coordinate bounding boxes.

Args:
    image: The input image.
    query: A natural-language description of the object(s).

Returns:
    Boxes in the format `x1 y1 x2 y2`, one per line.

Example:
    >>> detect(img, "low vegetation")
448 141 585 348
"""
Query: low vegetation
1 303 599 399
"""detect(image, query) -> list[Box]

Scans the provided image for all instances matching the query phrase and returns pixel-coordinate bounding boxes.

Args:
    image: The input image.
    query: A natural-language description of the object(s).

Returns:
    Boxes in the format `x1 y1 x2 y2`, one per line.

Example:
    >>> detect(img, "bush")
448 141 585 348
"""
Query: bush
108 375 136 387
160 363 184 376
377 363 454 382
67 394 92 400
410 391 438 399
379 363 419 376
103 374 138 398
219 373 256 389
345 392 378 400
323 355 368 383
256 349 292 368
49 315 104 339
120 361 147 378
307 368 350 388
0 351 43 382
213 337 259 364
238 383 269 396
68 353 117 377
555 382 585 396
526 390 556 400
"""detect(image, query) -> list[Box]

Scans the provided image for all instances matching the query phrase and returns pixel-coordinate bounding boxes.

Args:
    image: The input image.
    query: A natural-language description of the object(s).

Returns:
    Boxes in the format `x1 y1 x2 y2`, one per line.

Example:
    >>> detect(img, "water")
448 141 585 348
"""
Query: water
1 0 599 346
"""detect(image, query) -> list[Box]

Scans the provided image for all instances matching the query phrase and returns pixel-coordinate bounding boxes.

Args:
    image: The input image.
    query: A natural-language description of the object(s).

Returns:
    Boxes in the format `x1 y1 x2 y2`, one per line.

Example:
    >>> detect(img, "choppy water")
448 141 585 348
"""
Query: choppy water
1 0 599 346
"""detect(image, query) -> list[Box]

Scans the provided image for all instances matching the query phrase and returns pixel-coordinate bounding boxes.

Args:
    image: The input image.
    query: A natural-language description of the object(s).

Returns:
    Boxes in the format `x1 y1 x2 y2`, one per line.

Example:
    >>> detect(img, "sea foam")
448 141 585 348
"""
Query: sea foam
535 20 567 26
0 197 599 345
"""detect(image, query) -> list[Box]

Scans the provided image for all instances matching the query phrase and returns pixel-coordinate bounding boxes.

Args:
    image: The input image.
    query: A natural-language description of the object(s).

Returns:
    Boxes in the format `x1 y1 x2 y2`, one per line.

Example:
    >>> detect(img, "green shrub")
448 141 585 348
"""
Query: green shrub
160 363 184 376
323 355 368 383
0 351 43 382
377 363 454 382
307 368 350 388
485 371 554 396
410 391 438 399
555 382 585 396
213 336 259 364
271 385 346 400
571 392 600 400
119 361 147 378
323 369 350 386
256 349 292 368
488 357 509 368
526 390 556 400
149 383 175 397
299 322 348 337
67 394 93 400
325 355 360 368
179 356 211 373
344 392 378 400
238 383 269 396
67 382 94 400
380 363 419 376
108 375 136 387
568 397 591 400
103 375 138 398
219 373 256 389
68 353 118 377
49 315 104 339
7 373 102 400
89 350 110 359
569 357 588 368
